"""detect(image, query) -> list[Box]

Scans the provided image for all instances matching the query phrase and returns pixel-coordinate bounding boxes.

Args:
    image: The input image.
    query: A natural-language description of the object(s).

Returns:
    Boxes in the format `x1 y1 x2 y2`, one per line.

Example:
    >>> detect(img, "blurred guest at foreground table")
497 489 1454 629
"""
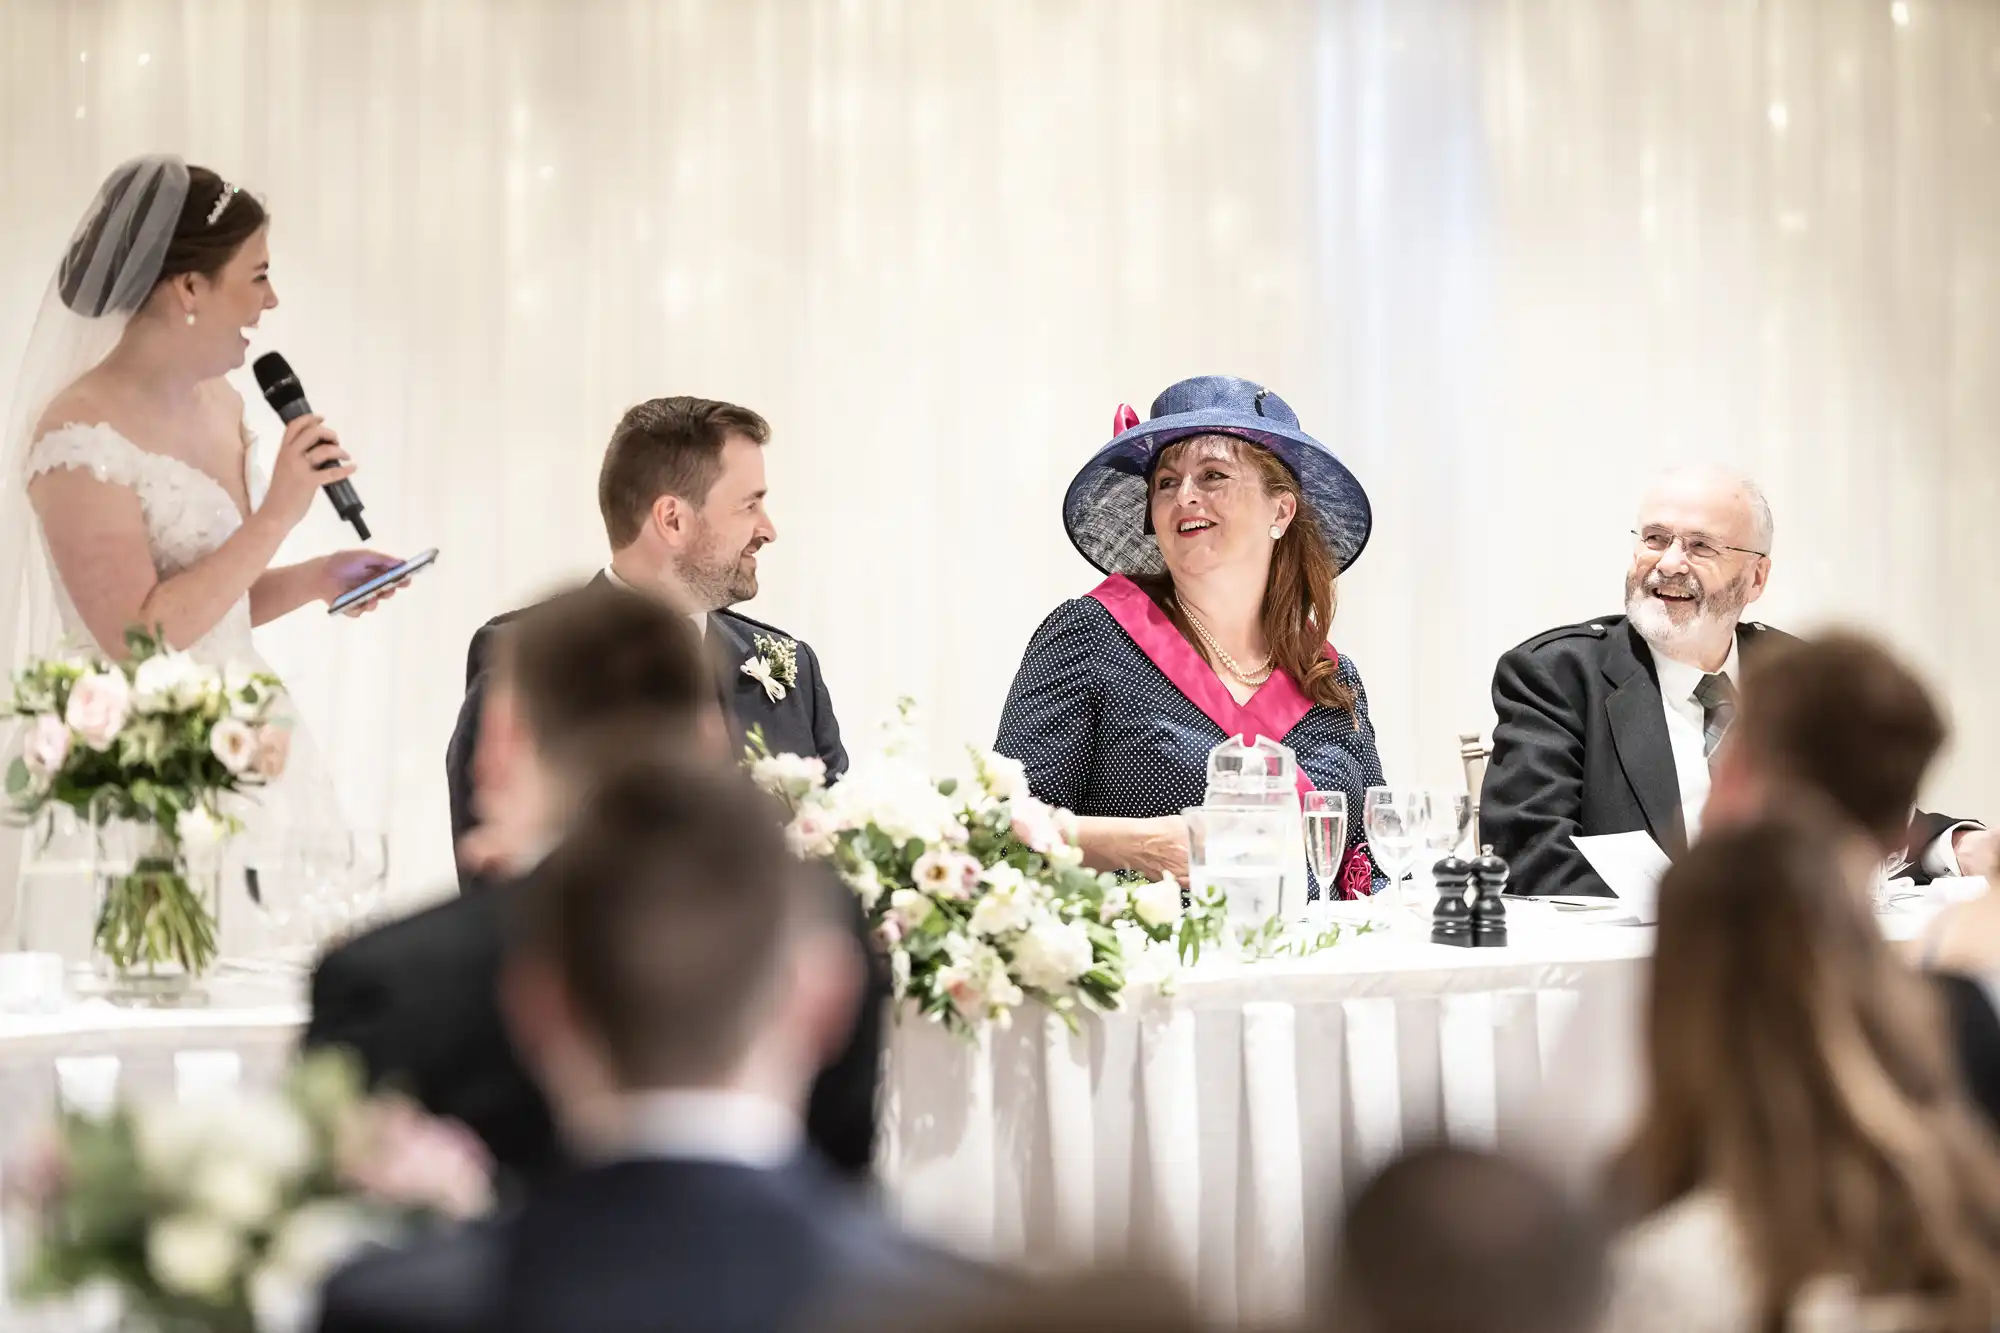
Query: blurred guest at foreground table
1328 1145 1607 1333
1532 631 2000 1172
1597 813 2000 1333
318 758 989 1333
307 582 884 1196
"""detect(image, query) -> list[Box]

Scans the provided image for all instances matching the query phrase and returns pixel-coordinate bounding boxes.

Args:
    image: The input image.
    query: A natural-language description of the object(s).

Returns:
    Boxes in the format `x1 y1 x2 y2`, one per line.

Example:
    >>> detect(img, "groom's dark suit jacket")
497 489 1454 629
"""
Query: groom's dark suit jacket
305 585 877 1190
445 582 849 880
1479 615 1962 898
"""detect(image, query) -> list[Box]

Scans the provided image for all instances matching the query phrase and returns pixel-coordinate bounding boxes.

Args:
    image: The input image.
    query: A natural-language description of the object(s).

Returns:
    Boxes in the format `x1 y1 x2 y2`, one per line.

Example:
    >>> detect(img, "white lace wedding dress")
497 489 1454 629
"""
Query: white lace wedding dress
23 421 346 958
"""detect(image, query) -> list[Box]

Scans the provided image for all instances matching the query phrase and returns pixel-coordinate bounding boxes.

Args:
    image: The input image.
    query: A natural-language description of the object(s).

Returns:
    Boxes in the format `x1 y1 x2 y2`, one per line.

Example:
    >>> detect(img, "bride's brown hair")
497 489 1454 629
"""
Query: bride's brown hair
159 167 267 286
59 164 266 317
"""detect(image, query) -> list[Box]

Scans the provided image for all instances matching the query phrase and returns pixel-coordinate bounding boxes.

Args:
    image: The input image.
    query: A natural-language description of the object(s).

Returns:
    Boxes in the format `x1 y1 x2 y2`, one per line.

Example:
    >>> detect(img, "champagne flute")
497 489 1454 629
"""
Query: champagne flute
1363 787 1431 921
1303 791 1349 905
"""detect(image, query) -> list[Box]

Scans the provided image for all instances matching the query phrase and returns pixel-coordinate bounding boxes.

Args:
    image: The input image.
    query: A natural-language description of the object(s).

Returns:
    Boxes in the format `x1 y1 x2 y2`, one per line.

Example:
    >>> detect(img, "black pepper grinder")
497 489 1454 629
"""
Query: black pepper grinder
1469 844 1510 947
1430 856 1474 947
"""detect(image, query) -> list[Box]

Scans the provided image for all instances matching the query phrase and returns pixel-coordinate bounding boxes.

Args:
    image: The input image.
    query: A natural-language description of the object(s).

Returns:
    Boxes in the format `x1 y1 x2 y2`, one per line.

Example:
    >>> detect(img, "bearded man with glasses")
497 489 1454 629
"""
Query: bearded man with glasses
1479 465 1990 897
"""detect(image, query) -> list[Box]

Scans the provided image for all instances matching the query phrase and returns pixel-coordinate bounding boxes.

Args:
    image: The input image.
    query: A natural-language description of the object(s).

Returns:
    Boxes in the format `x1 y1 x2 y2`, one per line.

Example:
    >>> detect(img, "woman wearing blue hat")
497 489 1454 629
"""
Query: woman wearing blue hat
995 375 1386 897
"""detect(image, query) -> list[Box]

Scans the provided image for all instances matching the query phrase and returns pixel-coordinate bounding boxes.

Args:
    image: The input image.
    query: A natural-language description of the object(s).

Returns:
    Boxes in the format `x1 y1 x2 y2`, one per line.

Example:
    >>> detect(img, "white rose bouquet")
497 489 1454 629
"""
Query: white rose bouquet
2 627 290 979
749 703 1219 1038
5 1049 492 1333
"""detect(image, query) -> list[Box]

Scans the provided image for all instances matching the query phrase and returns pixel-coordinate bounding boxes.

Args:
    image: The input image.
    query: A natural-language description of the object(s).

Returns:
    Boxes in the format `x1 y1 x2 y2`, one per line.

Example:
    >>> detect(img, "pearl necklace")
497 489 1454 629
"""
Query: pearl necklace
1181 604 1273 685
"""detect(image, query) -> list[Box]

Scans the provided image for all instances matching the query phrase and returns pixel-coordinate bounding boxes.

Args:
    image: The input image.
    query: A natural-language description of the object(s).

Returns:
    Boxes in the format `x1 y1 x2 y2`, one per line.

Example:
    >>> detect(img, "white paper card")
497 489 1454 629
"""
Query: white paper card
1568 831 1673 924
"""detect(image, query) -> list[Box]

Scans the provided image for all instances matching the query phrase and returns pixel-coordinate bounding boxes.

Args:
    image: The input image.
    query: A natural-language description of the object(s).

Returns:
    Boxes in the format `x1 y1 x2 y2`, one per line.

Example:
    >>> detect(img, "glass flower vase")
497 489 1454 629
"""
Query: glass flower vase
90 812 222 1006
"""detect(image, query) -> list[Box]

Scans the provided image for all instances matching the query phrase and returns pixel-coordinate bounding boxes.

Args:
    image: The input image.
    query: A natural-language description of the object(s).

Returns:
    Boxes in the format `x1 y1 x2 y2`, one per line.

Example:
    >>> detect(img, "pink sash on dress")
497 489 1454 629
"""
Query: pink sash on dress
1088 574 1333 799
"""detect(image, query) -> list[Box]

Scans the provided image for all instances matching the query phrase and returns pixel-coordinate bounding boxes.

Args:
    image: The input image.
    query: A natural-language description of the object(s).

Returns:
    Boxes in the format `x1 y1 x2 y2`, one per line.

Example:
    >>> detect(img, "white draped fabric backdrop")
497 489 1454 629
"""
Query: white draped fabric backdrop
2 0 1996 903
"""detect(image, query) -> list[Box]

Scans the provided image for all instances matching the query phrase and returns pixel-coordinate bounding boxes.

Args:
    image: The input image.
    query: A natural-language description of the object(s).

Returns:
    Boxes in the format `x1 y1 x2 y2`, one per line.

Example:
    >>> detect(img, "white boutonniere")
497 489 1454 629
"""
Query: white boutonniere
742 634 799 703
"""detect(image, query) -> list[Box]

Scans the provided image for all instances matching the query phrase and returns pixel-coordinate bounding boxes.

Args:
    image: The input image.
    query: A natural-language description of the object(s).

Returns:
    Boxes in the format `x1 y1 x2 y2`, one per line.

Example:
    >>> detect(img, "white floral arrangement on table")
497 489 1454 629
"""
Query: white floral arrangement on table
5 1050 491 1333
2 627 293 977
749 703 1222 1038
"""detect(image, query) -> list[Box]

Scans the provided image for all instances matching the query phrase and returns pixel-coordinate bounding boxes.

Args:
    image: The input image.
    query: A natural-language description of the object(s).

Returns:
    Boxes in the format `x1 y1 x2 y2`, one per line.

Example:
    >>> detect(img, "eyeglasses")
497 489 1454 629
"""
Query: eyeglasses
1632 528 1768 564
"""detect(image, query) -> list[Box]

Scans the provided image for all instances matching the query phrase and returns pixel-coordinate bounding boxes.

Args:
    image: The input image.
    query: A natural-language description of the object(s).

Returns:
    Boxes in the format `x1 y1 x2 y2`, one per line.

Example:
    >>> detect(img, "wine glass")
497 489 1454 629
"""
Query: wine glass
1363 787 1431 919
238 826 303 964
1424 791 1473 859
1418 791 1474 913
327 830 391 940
1302 791 1349 908
239 826 354 967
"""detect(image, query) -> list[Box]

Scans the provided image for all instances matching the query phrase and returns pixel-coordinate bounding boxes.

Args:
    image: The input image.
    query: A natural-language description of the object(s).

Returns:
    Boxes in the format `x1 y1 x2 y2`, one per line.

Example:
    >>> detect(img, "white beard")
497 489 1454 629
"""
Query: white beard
1624 572 1750 658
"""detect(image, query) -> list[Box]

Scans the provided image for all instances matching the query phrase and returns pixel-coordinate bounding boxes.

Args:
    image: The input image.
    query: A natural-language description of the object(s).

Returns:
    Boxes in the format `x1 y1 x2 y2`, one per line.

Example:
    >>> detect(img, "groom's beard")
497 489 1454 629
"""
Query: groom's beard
675 522 762 610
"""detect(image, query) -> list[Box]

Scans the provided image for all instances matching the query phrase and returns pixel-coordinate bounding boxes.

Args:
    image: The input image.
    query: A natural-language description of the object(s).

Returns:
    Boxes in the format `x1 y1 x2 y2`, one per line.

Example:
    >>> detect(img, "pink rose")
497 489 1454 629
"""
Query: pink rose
254 724 292 779
63 670 130 751
786 808 837 858
874 917 904 948
21 715 70 780
912 851 982 901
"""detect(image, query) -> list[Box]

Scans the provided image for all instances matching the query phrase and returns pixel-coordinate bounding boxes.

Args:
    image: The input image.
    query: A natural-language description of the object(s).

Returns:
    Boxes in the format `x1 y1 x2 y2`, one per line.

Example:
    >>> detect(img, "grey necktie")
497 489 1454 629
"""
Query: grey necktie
1694 672 1736 767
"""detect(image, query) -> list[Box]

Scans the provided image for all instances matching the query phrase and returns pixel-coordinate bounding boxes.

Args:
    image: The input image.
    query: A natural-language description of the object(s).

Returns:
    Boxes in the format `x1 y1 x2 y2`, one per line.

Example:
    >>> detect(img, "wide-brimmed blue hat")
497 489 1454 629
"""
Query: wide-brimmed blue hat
1062 375 1372 577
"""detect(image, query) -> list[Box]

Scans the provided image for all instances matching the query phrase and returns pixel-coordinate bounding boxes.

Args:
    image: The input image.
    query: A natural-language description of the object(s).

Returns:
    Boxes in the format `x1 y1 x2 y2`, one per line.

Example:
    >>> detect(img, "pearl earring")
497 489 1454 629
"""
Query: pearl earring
184 312 196 327
1269 524 1283 540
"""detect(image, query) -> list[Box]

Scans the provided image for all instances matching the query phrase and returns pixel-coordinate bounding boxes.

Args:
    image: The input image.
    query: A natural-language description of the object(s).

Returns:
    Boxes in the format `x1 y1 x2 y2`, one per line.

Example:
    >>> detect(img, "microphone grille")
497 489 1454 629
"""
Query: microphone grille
252 352 303 407
252 350 292 392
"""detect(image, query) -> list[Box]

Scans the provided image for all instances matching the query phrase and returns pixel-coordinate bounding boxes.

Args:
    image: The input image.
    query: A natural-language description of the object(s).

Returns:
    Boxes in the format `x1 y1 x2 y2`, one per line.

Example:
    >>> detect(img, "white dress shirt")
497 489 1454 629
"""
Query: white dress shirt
587 1088 802 1169
1646 638 1741 846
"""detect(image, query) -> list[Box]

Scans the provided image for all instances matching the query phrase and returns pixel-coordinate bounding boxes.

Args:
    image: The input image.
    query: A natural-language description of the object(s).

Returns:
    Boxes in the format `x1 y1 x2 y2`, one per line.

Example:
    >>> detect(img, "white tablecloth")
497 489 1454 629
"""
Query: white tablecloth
875 899 1940 1322
0 902 1944 1324
0 972 302 1158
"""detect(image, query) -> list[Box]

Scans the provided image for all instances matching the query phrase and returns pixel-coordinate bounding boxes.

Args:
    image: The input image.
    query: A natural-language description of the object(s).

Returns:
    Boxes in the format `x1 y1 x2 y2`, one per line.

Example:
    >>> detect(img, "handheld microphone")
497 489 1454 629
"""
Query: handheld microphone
251 352 370 540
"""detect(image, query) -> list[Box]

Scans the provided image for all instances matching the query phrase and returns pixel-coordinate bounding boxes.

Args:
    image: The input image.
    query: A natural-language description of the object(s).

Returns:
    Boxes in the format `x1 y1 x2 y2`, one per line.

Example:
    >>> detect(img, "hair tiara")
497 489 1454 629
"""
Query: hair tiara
206 182 238 227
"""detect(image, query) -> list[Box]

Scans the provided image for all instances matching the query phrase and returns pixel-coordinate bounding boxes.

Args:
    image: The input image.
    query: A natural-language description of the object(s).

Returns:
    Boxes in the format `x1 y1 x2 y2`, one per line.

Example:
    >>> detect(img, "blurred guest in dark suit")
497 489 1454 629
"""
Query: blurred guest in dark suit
305 581 884 1194
1326 1146 1606 1333
318 757 984 1333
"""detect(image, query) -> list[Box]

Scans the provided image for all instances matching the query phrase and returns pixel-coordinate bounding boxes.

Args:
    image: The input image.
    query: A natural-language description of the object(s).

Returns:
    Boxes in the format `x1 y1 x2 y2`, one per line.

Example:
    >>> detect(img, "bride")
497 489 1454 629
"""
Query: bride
0 155 405 958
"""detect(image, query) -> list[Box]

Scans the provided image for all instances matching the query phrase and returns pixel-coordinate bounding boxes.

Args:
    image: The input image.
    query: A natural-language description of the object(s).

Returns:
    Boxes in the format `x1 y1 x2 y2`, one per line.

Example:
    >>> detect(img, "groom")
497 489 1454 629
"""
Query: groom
447 396 847 888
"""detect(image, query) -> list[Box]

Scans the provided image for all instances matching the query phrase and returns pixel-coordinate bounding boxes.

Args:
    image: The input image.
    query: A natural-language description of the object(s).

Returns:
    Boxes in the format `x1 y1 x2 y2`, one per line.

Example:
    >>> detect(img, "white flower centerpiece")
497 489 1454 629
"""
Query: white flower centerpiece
6 1049 491 1333
749 702 1220 1037
3 627 291 998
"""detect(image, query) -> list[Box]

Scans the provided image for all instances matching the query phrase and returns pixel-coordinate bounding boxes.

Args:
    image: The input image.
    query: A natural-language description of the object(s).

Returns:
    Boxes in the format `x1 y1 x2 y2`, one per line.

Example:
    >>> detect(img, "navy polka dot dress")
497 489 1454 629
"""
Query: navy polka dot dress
994 595 1388 897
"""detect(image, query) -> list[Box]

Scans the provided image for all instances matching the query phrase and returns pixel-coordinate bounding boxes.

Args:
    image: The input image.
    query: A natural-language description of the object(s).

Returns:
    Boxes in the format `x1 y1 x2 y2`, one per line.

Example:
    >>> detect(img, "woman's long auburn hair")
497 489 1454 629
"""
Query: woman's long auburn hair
1131 435 1356 717
1609 810 2000 1333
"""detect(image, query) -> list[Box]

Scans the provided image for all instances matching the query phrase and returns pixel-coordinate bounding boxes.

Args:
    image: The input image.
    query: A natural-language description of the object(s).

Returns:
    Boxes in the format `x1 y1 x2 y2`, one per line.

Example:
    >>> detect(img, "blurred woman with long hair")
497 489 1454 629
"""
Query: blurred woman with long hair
1604 810 2000 1333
